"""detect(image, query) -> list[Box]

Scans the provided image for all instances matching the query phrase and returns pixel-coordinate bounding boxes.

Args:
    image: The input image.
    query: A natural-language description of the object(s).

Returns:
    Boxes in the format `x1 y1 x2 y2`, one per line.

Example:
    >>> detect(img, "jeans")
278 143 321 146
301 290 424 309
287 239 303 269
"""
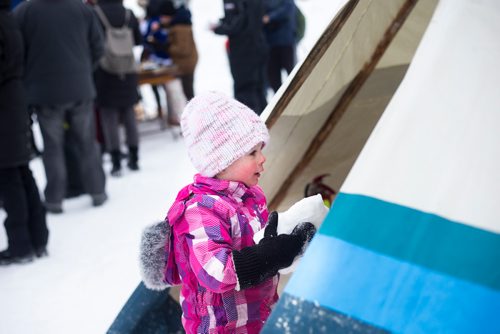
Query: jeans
36 100 106 205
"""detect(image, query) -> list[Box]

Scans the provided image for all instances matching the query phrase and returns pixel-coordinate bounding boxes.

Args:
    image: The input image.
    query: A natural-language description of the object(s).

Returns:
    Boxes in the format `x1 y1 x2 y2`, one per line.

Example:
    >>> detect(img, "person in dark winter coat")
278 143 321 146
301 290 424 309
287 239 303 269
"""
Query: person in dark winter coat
211 0 269 115
0 0 49 265
263 0 297 93
93 0 142 177
13 0 107 213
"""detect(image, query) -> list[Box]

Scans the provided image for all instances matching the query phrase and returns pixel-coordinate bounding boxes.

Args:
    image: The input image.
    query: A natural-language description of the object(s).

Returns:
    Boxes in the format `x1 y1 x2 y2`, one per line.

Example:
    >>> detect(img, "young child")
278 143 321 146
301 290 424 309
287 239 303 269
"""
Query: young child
166 92 315 333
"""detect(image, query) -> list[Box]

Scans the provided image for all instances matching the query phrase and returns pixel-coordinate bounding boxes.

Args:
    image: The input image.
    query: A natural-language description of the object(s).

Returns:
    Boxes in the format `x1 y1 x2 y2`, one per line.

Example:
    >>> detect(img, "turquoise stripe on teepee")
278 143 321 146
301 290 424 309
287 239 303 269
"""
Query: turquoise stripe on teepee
320 193 500 291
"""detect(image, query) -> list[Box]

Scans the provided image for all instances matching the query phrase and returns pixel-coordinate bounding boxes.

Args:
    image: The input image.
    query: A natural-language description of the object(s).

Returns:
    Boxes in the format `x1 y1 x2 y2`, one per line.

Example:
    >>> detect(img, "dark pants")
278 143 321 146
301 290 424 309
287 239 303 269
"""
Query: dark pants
99 106 139 152
151 84 164 118
267 45 296 93
230 57 268 115
0 165 48 256
64 126 85 198
36 101 106 205
107 282 183 334
179 73 195 100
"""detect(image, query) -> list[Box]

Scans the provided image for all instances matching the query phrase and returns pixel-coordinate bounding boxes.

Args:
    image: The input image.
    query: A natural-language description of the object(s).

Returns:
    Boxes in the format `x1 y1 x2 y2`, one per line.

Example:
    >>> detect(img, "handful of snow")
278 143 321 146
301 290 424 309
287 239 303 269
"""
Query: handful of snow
253 194 329 274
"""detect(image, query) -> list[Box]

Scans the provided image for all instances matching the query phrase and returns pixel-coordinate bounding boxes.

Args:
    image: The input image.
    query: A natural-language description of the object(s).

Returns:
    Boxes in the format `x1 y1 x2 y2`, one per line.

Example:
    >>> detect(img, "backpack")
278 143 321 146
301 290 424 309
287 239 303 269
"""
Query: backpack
94 6 137 77
295 4 306 43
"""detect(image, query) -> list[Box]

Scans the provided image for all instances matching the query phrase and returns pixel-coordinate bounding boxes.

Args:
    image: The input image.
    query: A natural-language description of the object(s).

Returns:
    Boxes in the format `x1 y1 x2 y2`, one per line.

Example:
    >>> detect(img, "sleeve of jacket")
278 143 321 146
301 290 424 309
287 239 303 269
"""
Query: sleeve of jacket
183 198 239 293
213 0 247 37
88 9 104 69
130 11 143 46
267 0 294 22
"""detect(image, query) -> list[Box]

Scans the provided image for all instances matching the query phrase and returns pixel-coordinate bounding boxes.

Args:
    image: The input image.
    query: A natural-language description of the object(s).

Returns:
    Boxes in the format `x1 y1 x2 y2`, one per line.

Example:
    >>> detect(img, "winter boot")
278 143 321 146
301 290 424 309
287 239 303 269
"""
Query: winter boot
128 146 139 171
35 246 48 258
110 150 122 177
91 192 108 207
44 201 63 214
0 249 35 266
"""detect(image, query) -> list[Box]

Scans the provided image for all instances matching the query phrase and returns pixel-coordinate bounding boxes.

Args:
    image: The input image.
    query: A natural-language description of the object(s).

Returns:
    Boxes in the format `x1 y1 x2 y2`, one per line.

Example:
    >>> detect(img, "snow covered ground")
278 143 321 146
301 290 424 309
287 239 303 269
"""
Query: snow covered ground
0 1 338 333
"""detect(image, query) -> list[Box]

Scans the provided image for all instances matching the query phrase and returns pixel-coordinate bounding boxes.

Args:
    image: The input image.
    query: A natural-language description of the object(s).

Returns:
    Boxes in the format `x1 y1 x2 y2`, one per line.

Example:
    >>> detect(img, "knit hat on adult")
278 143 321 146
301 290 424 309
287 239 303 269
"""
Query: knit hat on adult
181 92 269 177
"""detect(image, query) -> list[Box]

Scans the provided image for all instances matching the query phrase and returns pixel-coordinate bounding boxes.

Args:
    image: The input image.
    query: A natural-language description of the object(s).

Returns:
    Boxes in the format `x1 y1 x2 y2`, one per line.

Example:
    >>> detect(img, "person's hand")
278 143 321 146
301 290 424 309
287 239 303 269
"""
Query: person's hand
290 222 316 253
233 220 316 290
151 21 160 31
208 22 218 31
262 15 270 24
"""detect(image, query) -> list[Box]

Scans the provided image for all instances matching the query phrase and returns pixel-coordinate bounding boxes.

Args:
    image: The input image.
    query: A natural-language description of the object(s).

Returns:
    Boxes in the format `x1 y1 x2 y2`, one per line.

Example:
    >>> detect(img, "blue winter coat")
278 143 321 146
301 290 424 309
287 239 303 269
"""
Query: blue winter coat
264 0 297 47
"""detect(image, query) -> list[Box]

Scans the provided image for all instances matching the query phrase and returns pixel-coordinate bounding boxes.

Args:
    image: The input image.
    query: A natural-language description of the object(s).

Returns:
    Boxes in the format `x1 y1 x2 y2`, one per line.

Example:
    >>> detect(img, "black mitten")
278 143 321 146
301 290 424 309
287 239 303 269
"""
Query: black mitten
233 212 316 290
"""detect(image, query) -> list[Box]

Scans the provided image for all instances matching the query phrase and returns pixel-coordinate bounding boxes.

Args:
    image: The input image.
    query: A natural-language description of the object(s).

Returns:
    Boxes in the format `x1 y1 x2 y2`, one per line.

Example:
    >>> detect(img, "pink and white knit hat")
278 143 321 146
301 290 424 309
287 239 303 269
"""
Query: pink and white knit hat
181 92 269 177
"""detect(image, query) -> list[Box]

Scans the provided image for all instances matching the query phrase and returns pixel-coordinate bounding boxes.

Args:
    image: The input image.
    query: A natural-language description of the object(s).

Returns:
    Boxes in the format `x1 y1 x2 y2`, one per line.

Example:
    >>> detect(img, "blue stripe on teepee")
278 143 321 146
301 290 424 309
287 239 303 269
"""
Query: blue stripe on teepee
284 234 500 334
320 193 500 290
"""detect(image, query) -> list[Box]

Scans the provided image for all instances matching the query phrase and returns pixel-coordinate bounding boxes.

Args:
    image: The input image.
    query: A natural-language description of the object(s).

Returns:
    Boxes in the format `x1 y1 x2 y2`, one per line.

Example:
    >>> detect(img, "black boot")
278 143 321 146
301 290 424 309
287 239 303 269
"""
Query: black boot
110 150 122 177
128 146 139 171
0 249 35 266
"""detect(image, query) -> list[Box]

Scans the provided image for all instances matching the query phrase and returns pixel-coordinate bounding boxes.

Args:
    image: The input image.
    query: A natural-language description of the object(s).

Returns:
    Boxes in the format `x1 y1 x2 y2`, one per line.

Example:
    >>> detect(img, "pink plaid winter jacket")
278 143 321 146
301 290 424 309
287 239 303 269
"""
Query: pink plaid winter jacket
166 174 279 333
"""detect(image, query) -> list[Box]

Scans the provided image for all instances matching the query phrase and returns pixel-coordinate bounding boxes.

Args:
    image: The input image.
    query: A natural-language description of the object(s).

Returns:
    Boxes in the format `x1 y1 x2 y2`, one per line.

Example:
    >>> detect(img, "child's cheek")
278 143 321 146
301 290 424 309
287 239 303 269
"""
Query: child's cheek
241 164 256 178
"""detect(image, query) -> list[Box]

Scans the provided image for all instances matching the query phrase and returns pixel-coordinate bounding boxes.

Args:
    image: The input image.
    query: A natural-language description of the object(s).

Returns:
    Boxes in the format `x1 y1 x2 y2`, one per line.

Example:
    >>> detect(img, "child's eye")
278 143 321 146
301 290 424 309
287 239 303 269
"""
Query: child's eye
249 150 257 156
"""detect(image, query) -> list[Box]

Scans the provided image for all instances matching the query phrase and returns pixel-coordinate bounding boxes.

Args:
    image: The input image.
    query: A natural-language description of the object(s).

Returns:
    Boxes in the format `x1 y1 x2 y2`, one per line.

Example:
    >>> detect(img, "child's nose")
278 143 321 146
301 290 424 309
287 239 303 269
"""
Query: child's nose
259 152 266 164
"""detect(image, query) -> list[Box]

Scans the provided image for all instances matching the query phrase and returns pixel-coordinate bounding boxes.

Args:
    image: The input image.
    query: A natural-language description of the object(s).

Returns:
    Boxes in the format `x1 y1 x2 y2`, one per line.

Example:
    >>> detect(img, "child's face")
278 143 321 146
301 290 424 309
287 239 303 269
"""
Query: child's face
216 143 266 187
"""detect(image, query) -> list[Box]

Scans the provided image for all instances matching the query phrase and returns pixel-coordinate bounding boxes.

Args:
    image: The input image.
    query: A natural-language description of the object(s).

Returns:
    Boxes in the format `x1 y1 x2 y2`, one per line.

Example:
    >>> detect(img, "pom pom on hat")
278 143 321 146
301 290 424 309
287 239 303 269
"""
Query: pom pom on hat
181 92 269 177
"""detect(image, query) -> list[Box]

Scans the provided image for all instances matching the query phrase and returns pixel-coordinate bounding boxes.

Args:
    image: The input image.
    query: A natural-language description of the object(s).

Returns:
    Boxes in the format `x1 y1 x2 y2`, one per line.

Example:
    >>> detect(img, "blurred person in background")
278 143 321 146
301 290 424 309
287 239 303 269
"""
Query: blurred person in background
165 0 198 100
263 0 297 93
210 0 268 115
0 0 49 265
142 0 187 126
13 0 107 214
93 0 143 177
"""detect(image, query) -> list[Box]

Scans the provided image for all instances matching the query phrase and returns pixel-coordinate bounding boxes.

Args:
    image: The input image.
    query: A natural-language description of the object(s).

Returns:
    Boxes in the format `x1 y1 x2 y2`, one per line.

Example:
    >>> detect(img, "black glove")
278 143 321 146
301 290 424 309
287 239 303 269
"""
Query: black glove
232 212 316 290
264 211 279 238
